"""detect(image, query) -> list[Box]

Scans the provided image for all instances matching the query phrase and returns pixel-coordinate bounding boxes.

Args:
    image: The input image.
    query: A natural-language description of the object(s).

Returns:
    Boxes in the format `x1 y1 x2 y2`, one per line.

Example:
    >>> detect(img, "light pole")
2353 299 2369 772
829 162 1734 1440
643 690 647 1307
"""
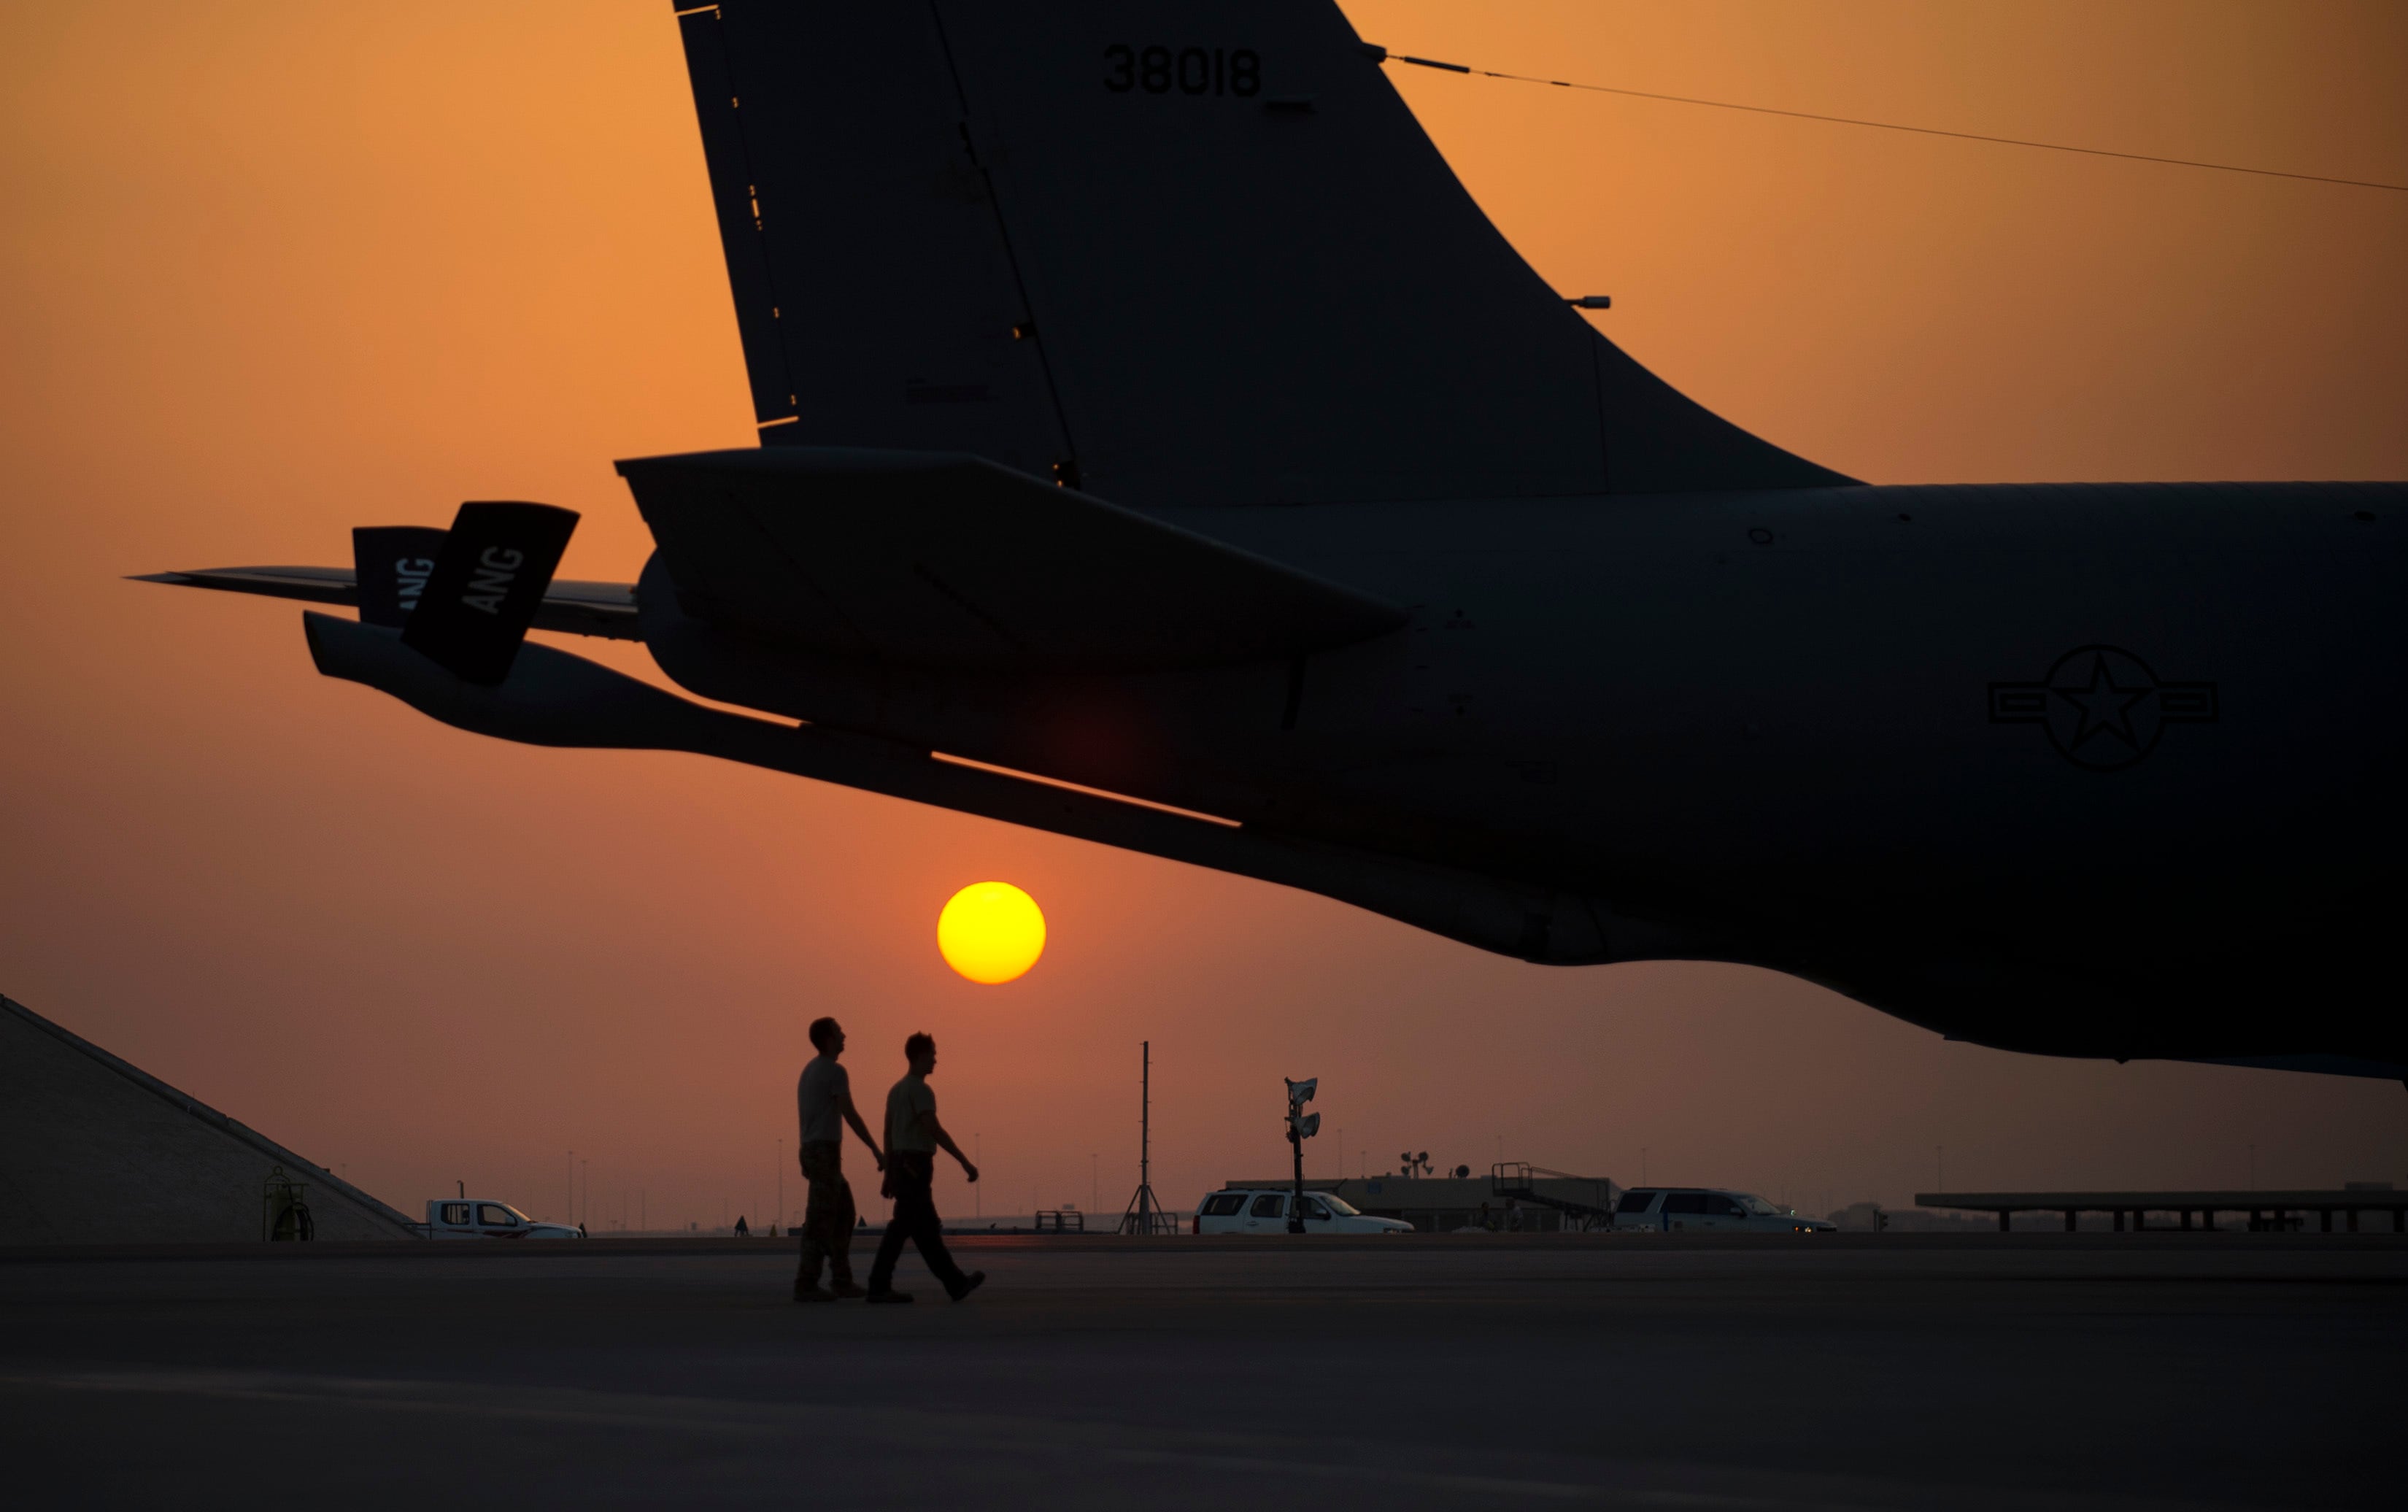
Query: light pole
1284 1078 1320 1234
567 1150 574 1225
776 1138 784 1238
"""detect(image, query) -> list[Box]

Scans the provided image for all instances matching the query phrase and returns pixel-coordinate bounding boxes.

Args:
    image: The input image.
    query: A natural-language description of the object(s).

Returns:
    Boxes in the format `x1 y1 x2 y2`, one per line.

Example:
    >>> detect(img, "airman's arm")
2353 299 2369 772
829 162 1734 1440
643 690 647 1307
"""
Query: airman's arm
927 1112 978 1182
841 1092 884 1170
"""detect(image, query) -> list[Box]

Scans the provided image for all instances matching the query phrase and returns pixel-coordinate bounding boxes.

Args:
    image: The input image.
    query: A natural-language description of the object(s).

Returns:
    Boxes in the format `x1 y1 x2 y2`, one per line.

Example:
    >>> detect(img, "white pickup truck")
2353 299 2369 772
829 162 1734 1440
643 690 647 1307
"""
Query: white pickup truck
417 1199 583 1240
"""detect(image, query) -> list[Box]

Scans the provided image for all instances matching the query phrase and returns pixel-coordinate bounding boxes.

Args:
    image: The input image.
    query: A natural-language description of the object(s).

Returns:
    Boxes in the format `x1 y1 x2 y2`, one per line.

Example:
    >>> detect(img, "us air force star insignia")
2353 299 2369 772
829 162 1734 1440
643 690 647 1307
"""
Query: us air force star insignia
1988 645 2217 771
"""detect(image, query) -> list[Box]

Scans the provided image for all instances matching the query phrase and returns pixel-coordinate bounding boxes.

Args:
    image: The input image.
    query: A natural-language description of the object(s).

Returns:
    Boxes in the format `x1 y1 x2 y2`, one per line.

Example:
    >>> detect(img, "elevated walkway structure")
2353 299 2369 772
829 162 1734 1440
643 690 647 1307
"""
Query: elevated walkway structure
0 994 420 1245
1918 1189 2408 1233
1489 1163 1620 1232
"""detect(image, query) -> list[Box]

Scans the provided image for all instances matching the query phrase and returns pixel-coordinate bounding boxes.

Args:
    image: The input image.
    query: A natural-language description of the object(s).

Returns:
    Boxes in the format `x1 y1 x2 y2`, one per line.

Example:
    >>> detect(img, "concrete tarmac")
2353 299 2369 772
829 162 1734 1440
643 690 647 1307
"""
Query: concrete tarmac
2 1233 2401 1510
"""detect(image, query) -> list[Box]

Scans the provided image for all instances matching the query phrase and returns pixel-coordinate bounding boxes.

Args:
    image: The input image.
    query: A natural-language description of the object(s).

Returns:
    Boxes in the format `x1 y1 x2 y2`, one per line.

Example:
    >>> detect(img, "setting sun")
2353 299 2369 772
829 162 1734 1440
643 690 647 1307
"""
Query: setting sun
936 882 1046 984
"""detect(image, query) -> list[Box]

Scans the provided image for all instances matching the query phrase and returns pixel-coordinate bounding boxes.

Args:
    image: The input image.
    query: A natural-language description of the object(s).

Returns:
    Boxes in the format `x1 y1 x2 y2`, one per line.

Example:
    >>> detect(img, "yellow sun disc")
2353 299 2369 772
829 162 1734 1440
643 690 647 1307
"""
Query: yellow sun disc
937 882 1046 984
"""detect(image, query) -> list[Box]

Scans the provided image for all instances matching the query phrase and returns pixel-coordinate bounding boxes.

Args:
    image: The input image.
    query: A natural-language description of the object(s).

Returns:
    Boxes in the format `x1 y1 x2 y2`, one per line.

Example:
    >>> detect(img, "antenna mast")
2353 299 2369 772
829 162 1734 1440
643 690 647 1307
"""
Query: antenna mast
1119 1041 1176 1235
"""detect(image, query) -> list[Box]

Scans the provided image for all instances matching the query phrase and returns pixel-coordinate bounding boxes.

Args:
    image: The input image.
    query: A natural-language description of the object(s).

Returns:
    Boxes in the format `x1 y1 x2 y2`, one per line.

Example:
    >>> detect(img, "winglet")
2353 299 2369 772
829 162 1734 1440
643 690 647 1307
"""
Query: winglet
352 525 449 628
398 502 579 686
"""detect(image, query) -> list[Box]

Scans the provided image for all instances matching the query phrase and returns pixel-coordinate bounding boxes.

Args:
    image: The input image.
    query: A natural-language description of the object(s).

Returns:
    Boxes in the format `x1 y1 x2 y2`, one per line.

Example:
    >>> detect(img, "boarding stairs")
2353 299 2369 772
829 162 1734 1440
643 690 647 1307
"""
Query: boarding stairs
1490 1163 1619 1232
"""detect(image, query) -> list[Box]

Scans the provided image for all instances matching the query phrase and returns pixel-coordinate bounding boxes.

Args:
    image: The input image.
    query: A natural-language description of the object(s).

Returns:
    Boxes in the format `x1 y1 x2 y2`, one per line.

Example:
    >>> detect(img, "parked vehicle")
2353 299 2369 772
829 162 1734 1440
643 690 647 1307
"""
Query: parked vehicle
1610 1189 1833 1233
1193 1188 1413 1235
417 1199 583 1240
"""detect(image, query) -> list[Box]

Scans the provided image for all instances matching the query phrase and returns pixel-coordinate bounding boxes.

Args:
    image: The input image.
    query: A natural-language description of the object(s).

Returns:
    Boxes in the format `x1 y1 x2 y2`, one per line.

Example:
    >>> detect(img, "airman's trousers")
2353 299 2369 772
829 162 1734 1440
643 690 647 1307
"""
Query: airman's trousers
868 1151 969 1295
797 1140 855 1286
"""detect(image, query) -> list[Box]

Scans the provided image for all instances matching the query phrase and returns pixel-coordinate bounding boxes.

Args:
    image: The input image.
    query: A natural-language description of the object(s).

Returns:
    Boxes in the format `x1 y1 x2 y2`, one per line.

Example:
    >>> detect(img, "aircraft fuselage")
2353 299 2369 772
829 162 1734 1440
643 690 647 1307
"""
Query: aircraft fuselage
640 479 2408 1066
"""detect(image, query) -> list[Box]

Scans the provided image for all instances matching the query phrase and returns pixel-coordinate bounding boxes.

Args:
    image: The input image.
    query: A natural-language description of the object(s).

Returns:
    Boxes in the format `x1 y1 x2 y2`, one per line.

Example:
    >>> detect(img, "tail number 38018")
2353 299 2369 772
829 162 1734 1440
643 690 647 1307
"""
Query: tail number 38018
1104 45 1260 98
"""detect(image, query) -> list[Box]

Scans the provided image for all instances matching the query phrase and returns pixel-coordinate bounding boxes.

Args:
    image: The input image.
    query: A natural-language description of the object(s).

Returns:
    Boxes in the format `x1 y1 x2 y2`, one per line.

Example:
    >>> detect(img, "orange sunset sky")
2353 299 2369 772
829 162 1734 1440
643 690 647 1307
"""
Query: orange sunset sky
4 1 2405 1229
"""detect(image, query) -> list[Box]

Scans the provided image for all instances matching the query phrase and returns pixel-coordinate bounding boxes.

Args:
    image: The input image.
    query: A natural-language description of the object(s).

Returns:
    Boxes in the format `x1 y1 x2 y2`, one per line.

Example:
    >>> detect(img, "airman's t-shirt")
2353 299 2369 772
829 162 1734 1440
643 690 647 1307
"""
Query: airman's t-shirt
885 1073 938 1154
797 1055 849 1145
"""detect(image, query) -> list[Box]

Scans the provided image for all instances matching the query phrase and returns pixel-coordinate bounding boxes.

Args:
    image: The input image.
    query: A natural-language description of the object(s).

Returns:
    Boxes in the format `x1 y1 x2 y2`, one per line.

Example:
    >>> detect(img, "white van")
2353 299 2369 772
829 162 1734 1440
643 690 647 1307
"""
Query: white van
1193 1188 1413 1235
1611 1189 1832 1233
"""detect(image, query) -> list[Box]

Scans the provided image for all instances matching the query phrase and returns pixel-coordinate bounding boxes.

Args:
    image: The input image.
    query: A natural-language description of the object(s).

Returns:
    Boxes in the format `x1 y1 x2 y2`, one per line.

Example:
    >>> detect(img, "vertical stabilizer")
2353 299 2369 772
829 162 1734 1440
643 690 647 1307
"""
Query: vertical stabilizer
672 1 1851 504
674 2 1073 484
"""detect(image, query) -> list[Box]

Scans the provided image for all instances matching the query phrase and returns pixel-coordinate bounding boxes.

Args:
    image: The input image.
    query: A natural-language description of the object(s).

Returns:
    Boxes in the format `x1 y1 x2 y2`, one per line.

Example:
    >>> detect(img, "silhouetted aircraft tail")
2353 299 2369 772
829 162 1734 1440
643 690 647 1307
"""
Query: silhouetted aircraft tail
670 0 1852 508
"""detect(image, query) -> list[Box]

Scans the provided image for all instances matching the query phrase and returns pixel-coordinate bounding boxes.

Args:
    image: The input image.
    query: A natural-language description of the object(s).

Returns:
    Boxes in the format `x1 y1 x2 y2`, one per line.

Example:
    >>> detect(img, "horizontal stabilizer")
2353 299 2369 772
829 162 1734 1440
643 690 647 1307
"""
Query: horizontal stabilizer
615 447 1405 671
131 567 640 641
132 564 358 606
